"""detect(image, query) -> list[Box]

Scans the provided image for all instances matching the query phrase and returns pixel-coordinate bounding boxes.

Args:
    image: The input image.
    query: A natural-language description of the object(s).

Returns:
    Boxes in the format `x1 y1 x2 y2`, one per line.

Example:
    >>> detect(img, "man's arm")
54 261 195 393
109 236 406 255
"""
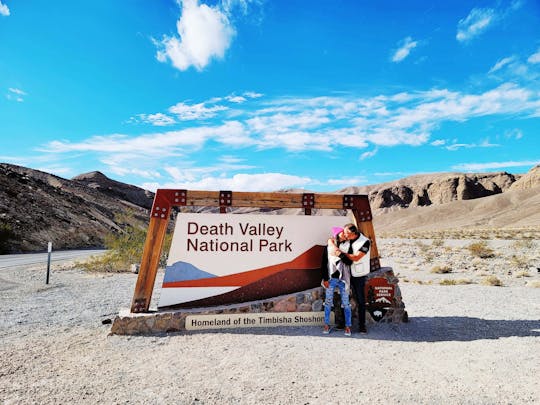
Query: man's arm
344 239 370 262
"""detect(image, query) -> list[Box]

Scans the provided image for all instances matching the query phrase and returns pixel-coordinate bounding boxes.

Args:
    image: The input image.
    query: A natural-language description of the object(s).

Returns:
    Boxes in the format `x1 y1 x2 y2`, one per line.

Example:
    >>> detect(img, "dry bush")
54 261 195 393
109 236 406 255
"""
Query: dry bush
481 275 503 286
430 265 452 274
431 239 444 248
526 280 540 288
510 255 529 268
467 241 495 259
439 278 473 285
512 239 535 249
78 212 172 272
513 270 531 278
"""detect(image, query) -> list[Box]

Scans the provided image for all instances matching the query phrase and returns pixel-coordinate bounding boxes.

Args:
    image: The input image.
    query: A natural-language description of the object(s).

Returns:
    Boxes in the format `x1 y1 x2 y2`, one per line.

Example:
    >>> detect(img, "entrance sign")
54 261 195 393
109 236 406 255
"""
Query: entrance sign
159 213 349 308
130 190 380 313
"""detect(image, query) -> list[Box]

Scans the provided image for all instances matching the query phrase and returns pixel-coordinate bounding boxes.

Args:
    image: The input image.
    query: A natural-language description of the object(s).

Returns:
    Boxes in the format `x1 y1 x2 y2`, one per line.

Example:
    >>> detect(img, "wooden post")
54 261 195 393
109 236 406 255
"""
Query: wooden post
349 195 381 271
130 215 170 313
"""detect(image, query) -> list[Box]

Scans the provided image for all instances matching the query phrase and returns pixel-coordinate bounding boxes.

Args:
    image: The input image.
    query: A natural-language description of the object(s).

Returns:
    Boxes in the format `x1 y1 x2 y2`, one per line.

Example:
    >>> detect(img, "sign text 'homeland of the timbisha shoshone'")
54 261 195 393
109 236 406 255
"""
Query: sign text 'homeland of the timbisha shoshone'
185 312 333 330
158 213 350 309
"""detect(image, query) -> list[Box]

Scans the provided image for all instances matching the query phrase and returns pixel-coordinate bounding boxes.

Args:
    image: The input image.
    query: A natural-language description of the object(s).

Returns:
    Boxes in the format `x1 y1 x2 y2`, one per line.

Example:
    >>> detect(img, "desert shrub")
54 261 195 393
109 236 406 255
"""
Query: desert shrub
78 212 172 272
513 270 531 278
432 239 444 247
510 255 529 268
467 241 495 259
481 275 503 286
430 265 452 274
526 280 540 288
0 222 15 254
439 278 473 285
512 239 535 249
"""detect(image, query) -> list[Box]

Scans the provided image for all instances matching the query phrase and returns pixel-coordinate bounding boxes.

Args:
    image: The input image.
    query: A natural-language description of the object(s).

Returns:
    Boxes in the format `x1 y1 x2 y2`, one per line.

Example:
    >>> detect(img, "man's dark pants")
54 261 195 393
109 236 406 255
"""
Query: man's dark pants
350 275 367 328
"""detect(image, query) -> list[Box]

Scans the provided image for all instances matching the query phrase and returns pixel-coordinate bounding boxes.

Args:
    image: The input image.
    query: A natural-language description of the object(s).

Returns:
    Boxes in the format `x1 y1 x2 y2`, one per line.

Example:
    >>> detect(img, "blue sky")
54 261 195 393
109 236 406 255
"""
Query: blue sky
1 0 539 192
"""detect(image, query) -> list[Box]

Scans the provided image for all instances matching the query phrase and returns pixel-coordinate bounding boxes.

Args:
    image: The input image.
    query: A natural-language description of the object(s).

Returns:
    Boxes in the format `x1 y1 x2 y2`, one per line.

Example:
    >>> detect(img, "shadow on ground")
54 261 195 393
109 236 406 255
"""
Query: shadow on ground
128 316 540 342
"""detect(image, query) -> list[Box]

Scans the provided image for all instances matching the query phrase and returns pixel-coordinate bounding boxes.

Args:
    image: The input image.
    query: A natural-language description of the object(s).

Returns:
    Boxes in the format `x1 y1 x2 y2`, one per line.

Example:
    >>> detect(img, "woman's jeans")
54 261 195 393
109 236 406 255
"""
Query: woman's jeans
324 277 352 327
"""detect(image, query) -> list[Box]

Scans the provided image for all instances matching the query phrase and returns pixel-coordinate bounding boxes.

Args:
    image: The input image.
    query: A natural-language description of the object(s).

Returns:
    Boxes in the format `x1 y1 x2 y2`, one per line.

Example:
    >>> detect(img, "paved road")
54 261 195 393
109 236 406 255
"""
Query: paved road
0 249 106 269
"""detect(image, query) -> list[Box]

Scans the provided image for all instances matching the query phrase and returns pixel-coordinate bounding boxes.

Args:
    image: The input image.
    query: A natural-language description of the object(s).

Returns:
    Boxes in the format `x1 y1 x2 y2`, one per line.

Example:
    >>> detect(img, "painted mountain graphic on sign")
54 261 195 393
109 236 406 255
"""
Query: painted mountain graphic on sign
163 261 217 283
159 245 325 309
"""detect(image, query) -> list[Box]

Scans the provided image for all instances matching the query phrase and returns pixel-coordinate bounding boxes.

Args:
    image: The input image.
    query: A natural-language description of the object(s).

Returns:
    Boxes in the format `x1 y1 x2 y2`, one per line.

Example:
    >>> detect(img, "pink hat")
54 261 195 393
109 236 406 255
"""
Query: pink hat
332 227 343 237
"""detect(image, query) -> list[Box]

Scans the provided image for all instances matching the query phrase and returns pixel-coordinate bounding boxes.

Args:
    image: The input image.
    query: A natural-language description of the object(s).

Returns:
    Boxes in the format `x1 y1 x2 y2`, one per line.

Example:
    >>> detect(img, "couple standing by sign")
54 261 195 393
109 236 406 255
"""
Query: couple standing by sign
322 223 371 336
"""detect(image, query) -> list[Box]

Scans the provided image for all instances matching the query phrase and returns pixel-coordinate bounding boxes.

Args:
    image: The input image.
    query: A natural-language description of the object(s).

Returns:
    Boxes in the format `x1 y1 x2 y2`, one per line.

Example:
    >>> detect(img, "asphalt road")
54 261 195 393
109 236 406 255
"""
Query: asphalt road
0 249 106 269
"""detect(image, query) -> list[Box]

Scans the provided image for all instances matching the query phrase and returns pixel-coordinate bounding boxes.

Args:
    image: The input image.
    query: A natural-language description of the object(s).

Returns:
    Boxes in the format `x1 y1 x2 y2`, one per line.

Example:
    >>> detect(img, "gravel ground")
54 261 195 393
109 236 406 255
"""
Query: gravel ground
1 242 540 405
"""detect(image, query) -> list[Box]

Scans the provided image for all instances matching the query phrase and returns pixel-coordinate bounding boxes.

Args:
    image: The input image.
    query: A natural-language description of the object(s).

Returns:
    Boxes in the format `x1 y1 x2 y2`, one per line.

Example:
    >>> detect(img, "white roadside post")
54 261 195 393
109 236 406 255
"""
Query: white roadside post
46 241 52 284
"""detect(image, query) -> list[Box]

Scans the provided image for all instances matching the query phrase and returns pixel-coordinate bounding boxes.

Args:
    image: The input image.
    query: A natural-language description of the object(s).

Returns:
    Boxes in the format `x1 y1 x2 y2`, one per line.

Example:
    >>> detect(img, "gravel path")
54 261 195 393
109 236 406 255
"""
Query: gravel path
1 245 539 404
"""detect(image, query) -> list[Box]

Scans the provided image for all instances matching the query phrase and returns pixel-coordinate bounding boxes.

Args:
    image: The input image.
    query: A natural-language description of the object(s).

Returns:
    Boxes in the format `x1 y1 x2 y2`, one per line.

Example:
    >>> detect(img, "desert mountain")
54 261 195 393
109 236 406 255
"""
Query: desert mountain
339 171 518 212
0 164 153 253
1 163 538 253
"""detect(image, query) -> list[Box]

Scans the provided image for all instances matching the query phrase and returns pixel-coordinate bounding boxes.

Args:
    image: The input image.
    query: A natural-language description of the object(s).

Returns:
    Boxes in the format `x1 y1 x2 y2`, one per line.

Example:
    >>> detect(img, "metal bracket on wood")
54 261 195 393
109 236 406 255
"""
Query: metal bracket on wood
219 190 232 213
344 195 372 222
171 189 187 206
370 257 381 272
132 298 147 313
302 193 315 215
343 195 355 210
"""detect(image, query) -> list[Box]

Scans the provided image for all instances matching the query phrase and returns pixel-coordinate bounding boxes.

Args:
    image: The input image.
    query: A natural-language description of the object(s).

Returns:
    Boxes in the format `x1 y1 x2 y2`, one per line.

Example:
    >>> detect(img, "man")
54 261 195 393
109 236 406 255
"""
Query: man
338 224 371 334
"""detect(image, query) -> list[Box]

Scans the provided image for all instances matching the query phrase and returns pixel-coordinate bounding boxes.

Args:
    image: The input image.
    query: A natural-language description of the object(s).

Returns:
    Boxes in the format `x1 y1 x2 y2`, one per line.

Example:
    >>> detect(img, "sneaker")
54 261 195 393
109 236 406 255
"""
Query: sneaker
322 325 330 334
359 325 367 334
344 327 352 337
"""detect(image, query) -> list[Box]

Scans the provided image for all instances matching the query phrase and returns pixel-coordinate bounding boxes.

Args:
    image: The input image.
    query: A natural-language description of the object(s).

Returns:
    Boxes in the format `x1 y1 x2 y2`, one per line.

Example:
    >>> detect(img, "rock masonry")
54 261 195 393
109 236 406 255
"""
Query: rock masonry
111 267 407 335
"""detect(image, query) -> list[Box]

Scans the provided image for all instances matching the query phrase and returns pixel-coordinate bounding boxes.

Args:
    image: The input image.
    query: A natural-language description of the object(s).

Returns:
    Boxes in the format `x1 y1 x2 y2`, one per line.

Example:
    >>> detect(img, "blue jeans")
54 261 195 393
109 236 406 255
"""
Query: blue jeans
324 277 352 327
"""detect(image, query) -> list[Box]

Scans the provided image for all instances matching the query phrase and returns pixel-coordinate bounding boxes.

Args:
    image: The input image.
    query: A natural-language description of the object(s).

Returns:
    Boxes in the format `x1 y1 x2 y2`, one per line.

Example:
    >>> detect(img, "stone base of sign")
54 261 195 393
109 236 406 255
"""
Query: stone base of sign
111 267 407 335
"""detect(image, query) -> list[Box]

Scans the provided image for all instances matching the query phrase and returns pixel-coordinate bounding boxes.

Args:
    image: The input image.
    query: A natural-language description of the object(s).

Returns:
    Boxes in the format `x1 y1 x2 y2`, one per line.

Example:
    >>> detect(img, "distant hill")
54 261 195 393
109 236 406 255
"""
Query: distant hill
339 171 519 212
1 163 538 253
0 164 153 253
373 164 540 234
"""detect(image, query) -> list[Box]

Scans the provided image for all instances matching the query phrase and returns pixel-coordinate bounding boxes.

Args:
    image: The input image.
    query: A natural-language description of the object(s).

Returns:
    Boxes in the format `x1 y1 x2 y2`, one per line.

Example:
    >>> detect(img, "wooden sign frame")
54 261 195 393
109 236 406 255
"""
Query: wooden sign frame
130 190 380 313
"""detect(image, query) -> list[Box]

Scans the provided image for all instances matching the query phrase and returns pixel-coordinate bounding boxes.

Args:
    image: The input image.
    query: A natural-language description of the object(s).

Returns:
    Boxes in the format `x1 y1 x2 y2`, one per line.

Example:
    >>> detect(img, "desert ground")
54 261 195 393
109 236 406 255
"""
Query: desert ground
1 237 539 404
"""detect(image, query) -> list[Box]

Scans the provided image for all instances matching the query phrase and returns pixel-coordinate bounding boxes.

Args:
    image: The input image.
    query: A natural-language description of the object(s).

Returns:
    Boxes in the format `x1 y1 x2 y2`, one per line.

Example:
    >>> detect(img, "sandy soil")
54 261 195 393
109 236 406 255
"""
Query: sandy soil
1 240 539 404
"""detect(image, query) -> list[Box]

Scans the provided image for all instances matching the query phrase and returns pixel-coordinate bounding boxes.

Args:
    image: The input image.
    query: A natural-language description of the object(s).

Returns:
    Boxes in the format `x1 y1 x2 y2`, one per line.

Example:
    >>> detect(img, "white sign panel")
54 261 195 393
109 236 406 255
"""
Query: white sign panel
158 213 351 309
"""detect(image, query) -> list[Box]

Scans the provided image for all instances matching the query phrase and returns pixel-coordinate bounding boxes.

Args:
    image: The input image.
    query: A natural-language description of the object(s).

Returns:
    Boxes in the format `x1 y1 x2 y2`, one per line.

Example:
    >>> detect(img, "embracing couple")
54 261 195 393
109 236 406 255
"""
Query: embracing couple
322 223 371 336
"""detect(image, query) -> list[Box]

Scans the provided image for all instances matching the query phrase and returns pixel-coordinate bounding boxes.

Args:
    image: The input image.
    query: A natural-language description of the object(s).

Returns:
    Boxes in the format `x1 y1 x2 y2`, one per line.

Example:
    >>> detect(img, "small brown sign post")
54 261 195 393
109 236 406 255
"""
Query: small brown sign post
130 190 380 313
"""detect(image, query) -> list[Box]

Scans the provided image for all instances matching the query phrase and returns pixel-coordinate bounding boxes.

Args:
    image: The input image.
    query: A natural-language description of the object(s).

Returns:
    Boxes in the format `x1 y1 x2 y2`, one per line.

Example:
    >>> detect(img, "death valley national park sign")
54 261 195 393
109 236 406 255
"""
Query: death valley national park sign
158 213 349 309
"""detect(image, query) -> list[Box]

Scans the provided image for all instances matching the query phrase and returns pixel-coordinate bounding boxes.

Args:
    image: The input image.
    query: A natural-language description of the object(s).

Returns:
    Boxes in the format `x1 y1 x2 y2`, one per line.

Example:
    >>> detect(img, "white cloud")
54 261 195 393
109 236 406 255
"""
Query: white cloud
457 8 495 42
327 177 369 186
452 160 540 172
528 48 540 64
457 1 523 43
6 87 26 102
488 56 516 73
156 0 235 71
168 101 228 120
134 113 176 126
360 148 378 160
391 37 418 63
142 172 312 192
504 129 523 140
42 121 247 155
40 82 540 189
0 1 10 16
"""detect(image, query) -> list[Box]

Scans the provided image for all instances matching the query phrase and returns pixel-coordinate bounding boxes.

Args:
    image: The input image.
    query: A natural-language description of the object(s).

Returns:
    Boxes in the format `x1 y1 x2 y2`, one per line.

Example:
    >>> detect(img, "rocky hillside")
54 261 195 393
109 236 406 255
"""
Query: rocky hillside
340 171 519 212
373 164 540 234
0 164 153 253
